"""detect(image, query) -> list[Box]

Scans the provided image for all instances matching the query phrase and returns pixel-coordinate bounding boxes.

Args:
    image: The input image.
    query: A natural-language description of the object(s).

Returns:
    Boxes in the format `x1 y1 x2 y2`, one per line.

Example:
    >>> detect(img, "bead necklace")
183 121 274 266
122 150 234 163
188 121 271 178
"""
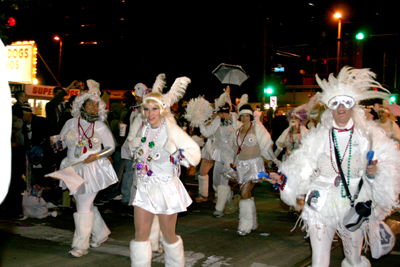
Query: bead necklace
236 123 252 155
78 117 95 151
329 128 354 197
136 118 166 177
288 126 300 151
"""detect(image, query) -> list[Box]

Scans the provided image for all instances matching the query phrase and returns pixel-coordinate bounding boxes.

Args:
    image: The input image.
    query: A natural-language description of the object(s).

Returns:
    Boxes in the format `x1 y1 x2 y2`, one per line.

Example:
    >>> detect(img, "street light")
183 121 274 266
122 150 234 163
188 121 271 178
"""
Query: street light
334 12 342 74
54 35 63 79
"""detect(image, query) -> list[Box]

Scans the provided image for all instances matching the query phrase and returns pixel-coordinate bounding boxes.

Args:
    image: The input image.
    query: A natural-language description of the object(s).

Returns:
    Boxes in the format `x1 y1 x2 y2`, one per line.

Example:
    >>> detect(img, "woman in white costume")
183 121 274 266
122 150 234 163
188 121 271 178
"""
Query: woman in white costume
127 76 201 267
274 108 309 211
227 96 274 235
267 67 400 267
375 106 400 144
197 88 240 218
58 80 118 257
274 108 308 164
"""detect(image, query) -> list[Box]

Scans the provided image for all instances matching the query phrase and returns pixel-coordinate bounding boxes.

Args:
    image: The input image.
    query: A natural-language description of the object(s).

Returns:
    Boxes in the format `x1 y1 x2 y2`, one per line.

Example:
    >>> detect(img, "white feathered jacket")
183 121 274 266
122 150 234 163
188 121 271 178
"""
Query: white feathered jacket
279 108 400 242
199 113 241 163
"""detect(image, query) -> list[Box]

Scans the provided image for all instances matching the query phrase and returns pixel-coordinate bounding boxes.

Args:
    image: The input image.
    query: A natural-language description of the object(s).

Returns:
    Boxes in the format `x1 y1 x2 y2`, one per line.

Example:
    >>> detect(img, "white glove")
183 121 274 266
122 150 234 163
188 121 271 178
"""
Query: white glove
163 137 178 155
128 137 142 151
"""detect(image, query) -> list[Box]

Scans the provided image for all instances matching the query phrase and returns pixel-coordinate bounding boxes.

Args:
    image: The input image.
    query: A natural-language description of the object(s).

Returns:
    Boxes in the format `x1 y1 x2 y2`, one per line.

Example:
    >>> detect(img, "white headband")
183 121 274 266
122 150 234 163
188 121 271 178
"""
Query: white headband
238 109 253 116
144 96 165 107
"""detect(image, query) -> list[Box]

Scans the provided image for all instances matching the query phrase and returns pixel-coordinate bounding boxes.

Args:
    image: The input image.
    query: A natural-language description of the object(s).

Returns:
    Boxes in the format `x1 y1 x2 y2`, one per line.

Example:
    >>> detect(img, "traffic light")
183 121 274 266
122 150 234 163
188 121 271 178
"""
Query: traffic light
355 32 364 40
264 87 274 95
5 17 16 28
390 94 397 104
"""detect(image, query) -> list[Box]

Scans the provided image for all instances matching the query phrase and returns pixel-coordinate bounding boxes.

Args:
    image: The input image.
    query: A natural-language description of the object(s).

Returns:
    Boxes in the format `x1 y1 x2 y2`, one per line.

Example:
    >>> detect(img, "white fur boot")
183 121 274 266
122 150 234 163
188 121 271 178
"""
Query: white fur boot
196 175 209 202
250 197 258 230
341 255 371 267
130 240 152 267
69 212 95 257
149 215 164 253
90 206 111 248
237 199 253 236
163 236 185 267
213 185 231 218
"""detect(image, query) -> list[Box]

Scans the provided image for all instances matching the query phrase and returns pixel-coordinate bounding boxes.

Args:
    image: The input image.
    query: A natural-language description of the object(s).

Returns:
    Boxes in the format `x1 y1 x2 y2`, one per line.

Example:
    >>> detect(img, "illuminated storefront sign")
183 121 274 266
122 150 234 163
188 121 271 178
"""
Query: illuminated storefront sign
6 41 37 84
24 85 80 99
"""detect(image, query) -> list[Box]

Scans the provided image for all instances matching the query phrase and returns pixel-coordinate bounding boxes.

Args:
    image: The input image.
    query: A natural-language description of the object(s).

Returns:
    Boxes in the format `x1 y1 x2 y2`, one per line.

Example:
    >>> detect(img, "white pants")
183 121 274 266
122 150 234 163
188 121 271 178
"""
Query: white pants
309 224 364 267
213 161 228 189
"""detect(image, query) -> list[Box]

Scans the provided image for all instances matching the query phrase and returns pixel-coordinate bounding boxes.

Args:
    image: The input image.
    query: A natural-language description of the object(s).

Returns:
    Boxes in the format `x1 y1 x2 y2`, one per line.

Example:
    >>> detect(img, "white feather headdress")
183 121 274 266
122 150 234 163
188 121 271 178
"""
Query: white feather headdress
214 89 231 112
87 79 101 96
237 94 249 111
145 74 191 108
315 66 390 106
152 73 167 94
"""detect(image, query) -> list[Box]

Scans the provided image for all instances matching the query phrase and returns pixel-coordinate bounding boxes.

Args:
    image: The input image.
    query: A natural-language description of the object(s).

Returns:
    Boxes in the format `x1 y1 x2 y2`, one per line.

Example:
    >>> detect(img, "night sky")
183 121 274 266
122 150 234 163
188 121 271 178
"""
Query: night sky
2 0 400 102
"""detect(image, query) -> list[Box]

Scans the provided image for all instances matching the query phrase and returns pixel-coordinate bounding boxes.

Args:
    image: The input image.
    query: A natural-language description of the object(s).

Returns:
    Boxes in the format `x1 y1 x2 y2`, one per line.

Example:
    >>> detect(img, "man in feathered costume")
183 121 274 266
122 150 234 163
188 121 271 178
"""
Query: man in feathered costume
267 66 400 267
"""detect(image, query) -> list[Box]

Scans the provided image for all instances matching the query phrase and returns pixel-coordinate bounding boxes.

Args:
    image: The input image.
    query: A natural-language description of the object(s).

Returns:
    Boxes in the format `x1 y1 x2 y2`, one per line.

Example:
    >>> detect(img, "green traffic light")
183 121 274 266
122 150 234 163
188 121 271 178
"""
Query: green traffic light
356 32 364 40
390 95 396 103
264 87 273 95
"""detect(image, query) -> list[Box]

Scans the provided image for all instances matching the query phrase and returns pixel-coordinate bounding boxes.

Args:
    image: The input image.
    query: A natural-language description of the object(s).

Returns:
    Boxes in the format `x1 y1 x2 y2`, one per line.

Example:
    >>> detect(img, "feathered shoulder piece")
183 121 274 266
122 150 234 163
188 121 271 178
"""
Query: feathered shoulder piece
214 89 231 112
237 94 248 111
184 96 213 127
316 66 390 106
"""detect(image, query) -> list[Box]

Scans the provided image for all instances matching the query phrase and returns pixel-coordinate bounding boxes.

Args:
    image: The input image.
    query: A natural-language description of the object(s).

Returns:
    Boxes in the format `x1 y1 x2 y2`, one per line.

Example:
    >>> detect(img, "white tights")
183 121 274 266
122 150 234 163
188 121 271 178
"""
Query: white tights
213 161 228 188
74 192 97 214
309 224 364 267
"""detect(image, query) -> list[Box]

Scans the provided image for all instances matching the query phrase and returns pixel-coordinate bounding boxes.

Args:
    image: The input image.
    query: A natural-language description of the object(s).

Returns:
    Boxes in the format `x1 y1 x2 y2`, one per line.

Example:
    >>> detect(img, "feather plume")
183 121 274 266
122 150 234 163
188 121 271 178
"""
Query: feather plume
162 77 191 107
184 96 213 127
214 90 231 112
237 94 248 111
152 73 167 94
316 66 390 106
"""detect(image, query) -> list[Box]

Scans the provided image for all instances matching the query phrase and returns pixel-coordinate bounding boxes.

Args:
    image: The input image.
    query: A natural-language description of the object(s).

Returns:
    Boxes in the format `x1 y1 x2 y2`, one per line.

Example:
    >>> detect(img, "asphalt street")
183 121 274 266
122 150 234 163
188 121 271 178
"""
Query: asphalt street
1 177 400 267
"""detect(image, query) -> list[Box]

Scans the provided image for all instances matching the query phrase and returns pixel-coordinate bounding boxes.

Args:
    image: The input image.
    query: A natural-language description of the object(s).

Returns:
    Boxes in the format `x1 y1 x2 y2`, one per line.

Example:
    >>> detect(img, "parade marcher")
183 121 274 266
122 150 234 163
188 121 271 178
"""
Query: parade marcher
375 105 400 144
224 95 275 235
122 77 165 252
127 76 201 267
193 87 240 218
274 107 309 213
56 80 118 257
274 107 309 164
266 67 400 267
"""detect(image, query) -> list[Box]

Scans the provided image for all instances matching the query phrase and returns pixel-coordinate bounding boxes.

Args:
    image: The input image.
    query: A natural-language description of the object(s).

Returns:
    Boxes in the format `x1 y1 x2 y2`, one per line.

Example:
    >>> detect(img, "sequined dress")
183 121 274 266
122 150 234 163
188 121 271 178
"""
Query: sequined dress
128 117 201 215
